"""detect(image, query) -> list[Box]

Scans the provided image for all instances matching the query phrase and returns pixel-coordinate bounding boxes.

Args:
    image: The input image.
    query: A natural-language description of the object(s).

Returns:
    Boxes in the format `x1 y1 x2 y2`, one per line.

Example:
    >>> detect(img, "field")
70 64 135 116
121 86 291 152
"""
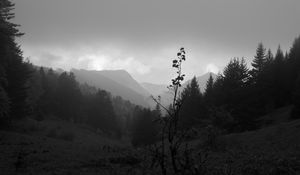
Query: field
1 107 300 175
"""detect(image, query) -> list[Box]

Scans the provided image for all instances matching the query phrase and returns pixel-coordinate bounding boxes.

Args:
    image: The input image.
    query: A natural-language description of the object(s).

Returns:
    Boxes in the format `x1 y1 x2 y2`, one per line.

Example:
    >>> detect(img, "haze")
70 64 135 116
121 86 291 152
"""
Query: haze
14 0 300 84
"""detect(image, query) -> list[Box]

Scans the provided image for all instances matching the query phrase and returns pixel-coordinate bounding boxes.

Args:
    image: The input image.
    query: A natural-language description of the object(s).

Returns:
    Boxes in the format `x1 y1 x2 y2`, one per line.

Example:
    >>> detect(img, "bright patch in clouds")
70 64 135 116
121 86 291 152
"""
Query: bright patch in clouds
205 63 219 74
26 47 151 77
87 56 151 75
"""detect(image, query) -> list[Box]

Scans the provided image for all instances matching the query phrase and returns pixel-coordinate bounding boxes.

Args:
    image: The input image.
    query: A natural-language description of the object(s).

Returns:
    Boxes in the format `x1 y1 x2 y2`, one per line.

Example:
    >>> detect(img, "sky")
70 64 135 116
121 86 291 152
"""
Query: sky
13 0 300 84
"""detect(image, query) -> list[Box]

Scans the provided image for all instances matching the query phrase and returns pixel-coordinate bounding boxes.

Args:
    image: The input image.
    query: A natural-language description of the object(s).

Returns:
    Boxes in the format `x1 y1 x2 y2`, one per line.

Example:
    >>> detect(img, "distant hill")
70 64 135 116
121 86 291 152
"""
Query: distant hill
71 69 217 108
182 72 217 92
99 70 150 97
71 69 149 107
141 82 168 97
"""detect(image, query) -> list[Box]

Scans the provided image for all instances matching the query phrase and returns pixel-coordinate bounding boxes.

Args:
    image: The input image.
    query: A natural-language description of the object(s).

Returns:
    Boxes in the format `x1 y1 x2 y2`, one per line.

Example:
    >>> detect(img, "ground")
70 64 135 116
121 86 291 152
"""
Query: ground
0 119 144 175
0 107 300 174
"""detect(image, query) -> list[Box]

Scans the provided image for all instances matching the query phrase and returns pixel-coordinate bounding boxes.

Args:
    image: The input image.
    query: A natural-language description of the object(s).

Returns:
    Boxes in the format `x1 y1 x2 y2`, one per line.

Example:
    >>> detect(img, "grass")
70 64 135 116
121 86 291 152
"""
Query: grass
0 107 299 174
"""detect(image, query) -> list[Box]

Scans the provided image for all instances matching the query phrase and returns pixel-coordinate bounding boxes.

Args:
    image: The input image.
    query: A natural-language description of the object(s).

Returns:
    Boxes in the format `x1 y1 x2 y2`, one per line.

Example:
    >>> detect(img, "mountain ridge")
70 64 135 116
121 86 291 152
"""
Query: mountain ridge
71 69 149 107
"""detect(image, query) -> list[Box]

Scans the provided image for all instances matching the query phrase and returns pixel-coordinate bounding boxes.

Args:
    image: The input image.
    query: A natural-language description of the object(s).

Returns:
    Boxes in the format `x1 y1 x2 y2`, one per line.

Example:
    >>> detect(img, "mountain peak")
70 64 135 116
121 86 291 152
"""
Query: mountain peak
203 71 217 77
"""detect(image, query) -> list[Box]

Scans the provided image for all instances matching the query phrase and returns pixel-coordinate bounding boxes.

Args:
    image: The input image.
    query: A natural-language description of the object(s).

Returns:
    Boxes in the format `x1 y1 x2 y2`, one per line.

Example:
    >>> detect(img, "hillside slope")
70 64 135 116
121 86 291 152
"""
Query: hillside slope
141 82 168 97
190 106 300 174
72 69 149 107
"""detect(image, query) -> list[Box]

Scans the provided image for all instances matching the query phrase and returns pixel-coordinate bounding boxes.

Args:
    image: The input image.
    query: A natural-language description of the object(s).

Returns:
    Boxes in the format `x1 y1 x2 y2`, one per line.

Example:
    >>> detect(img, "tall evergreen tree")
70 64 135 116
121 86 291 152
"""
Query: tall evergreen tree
252 43 266 71
272 46 288 107
289 36 300 85
251 43 266 83
179 76 204 128
265 49 274 65
219 58 256 131
204 73 214 105
0 0 31 119
223 58 249 90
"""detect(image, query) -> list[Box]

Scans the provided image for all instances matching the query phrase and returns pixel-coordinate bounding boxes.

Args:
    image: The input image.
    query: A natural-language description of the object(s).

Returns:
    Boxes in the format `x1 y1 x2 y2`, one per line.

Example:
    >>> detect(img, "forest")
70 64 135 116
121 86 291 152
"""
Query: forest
1 0 300 174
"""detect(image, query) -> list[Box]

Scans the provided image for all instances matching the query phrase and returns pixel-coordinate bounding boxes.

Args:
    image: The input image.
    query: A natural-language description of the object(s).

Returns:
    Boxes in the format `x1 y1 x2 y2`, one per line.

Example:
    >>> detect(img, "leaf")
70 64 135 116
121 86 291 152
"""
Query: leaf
177 52 181 56
173 60 178 64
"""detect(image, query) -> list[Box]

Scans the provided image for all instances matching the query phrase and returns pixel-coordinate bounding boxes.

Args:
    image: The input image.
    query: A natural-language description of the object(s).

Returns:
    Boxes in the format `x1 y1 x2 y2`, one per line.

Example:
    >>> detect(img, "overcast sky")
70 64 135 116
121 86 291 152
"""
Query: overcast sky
14 0 300 84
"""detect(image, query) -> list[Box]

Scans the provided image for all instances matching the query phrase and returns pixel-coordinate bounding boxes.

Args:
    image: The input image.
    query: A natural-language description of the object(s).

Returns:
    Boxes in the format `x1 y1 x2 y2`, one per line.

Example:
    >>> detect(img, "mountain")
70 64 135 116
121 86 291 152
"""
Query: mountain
71 69 149 107
154 72 218 108
141 82 168 97
99 70 150 97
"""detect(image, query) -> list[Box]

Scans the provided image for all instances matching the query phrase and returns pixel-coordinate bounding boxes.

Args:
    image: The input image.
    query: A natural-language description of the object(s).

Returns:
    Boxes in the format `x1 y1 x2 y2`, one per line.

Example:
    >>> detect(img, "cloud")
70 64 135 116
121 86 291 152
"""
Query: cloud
205 63 219 74
16 0 300 83
27 52 63 68
27 46 151 78
86 56 151 75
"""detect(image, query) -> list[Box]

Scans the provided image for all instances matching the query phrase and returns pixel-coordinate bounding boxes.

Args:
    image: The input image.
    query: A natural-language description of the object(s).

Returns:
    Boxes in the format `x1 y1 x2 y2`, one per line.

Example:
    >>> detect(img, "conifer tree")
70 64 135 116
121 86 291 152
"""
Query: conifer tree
179 76 203 128
251 43 266 82
265 49 274 65
289 36 300 82
0 0 31 119
204 73 214 105
273 46 288 107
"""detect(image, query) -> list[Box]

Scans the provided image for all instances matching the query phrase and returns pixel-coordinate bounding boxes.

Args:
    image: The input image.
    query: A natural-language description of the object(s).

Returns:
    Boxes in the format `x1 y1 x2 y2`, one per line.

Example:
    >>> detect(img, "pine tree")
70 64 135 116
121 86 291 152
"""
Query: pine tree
289 36 300 84
179 76 203 128
220 58 257 131
273 46 289 107
204 73 214 105
223 57 249 89
0 0 31 119
265 49 274 65
251 43 266 82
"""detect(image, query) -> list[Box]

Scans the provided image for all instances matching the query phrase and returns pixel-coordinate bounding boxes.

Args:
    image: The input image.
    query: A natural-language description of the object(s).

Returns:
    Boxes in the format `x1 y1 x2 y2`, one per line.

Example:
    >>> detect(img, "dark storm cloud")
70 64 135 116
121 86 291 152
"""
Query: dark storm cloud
13 0 300 83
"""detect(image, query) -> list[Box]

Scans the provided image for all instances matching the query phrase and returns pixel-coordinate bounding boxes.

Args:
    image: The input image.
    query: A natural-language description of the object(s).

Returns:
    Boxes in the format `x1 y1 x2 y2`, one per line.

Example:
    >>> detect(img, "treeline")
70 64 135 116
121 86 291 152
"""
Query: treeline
26 65 161 141
179 37 300 133
26 66 123 134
